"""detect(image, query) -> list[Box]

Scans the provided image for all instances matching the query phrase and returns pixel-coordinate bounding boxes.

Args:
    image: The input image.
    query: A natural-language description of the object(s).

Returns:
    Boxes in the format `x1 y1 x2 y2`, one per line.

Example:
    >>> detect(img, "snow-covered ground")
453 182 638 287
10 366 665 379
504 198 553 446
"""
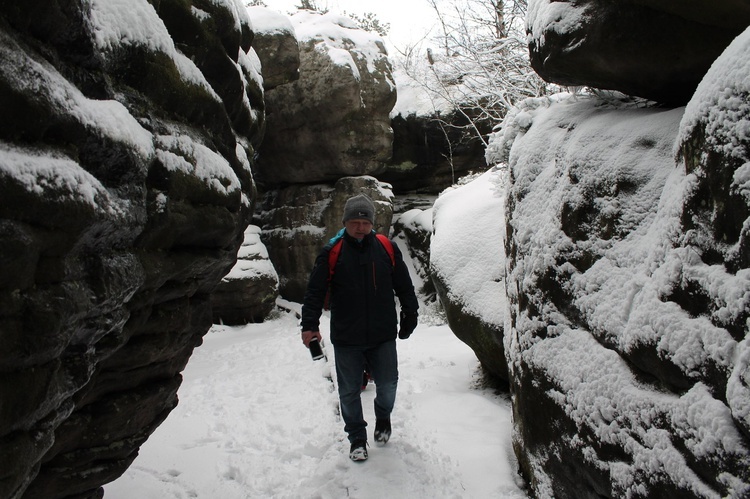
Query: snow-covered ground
105 304 528 498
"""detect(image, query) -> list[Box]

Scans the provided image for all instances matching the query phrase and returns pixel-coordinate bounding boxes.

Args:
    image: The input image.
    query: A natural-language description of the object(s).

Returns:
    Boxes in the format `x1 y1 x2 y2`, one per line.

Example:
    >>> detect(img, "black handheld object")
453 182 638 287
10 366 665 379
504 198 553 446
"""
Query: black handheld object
398 311 418 339
309 338 325 361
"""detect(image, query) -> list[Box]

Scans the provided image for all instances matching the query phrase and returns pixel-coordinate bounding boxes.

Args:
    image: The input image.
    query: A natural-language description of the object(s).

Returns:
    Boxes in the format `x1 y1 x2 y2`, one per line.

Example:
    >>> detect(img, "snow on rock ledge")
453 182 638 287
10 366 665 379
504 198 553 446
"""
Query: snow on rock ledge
496 28 750 498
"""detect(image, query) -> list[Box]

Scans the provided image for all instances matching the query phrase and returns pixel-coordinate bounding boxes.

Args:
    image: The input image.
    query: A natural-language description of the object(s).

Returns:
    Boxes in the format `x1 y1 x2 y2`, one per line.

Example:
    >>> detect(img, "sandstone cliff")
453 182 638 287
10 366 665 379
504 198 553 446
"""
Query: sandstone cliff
0 0 262 497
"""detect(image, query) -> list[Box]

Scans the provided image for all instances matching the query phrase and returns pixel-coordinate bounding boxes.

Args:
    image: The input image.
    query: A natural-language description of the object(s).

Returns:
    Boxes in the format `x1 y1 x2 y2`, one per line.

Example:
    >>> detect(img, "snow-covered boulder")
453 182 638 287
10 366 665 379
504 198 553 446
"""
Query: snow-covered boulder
256 11 396 185
526 0 750 105
258 176 394 302
247 6 300 90
211 225 279 325
430 170 508 380
0 0 263 497
496 28 750 498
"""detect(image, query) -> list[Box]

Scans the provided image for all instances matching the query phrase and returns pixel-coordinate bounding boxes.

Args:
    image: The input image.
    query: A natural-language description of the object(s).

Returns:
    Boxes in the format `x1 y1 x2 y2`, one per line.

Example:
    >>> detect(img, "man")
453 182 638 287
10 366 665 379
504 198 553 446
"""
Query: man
300 193 419 462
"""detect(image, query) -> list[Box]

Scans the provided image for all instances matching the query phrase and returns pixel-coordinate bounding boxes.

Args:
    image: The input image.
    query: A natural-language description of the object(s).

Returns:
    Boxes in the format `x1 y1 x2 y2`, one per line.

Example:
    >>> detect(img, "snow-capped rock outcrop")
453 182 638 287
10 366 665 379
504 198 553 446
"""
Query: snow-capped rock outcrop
256 11 396 186
211 225 279 325
496 28 750 498
527 0 750 105
0 0 262 497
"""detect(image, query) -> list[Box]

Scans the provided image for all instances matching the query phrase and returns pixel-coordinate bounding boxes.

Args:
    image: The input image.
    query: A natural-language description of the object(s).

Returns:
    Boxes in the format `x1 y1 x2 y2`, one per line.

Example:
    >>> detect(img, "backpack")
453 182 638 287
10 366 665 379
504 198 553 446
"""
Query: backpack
324 233 395 310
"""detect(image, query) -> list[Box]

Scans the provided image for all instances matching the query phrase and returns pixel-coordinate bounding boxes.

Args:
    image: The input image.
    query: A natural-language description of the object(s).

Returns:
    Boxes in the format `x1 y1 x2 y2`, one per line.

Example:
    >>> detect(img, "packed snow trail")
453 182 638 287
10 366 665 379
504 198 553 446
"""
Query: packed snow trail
106 308 527 498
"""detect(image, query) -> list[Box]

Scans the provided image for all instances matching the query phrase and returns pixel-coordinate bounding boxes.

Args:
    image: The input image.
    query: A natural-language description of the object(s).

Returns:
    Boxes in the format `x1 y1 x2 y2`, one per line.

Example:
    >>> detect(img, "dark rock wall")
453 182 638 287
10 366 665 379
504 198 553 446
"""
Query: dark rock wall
527 0 750 105
0 1 263 497
382 111 491 194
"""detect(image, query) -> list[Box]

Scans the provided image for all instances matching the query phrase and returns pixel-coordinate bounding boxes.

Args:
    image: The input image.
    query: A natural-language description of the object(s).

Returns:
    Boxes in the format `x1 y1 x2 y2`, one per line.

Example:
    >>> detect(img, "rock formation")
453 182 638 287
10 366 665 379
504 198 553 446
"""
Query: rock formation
247 6 300 90
0 0 263 497
211 225 279 325
496 27 750 497
256 11 396 186
381 110 491 194
429 171 509 381
252 11 399 302
527 0 750 105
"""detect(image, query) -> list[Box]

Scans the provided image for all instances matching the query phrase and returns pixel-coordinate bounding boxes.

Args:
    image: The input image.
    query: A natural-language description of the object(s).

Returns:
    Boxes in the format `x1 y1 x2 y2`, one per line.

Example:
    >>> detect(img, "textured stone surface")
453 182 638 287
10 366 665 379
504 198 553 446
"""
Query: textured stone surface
498 28 750 497
211 225 279 325
259 176 394 302
256 11 396 186
382 111 491 194
0 0 263 497
527 0 750 105
248 6 300 90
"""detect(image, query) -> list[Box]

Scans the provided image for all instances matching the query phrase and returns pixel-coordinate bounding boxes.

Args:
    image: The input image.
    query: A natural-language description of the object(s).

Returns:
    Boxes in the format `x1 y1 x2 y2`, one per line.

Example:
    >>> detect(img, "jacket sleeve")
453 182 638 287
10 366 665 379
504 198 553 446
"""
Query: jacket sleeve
300 246 330 332
391 241 419 315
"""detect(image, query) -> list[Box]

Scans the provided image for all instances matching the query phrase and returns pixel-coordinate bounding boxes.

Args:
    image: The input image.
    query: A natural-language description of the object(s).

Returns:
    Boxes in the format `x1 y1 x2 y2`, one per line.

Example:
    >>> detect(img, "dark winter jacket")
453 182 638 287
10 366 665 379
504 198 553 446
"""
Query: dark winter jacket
301 231 418 346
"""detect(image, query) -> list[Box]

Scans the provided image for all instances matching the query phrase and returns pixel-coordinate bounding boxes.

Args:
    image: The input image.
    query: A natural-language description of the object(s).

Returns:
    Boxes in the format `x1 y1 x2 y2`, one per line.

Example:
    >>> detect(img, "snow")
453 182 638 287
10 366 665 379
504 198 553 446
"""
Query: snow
390 66 454 118
222 225 279 283
677 26 750 162
87 0 220 101
0 30 154 161
105 306 527 498
0 143 124 216
493 87 749 495
526 0 587 47
431 169 507 327
246 6 295 36
155 134 241 196
290 11 392 83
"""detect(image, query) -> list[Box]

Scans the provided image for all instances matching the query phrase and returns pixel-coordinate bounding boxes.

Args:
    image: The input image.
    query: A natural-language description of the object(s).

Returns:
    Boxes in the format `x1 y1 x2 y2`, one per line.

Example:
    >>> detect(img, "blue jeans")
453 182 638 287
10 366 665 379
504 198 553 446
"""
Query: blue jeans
334 340 398 443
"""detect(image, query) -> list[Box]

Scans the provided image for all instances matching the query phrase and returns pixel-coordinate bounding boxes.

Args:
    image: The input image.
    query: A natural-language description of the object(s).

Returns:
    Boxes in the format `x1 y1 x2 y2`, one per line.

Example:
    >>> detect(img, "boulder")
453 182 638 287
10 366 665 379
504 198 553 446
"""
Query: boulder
247 6 300 90
496 27 750 497
211 225 279 325
0 0 262 497
259 176 394 302
526 0 750 105
256 11 396 186
429 171 508 380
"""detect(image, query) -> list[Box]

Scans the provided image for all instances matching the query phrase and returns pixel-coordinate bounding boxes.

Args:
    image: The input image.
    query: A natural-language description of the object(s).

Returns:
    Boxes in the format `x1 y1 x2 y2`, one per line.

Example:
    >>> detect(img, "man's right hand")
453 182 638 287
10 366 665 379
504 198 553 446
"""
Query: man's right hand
301 330 322 347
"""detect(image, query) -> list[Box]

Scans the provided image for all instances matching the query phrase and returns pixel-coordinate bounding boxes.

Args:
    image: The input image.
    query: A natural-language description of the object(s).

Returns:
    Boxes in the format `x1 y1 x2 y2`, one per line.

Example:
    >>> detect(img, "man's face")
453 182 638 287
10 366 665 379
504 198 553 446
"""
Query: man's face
344 219 373 239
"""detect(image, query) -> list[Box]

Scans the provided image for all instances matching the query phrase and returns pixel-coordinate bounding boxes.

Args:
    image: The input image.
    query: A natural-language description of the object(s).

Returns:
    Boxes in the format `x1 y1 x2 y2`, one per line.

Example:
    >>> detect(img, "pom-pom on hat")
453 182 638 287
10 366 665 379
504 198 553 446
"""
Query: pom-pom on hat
342 193 375 225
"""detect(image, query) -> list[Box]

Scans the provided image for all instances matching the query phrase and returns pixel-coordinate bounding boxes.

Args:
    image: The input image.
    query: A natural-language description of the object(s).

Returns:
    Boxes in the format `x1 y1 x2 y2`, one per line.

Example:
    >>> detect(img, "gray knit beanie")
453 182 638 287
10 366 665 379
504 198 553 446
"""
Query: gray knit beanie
342 193 375 224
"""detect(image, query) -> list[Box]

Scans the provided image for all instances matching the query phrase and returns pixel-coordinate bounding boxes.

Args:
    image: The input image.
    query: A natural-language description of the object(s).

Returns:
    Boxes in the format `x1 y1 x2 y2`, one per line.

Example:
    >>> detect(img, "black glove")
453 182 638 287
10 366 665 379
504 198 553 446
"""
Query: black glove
398 311 418 339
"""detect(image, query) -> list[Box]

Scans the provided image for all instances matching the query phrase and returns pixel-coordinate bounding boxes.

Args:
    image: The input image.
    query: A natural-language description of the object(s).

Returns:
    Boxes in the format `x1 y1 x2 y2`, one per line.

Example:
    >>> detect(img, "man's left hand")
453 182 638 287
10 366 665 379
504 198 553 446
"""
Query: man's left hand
398 311 418 340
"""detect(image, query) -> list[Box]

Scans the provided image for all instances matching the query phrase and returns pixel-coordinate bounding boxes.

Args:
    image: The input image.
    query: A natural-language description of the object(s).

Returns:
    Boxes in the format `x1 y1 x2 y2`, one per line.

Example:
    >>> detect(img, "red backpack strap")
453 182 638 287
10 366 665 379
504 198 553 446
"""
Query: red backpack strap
375 234 395 267
327 239 344 282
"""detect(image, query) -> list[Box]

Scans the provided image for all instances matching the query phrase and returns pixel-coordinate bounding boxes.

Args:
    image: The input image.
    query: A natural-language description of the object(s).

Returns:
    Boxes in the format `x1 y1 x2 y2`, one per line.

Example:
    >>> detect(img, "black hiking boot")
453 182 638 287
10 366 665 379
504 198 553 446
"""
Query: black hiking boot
374 419 391 444
349 439 368 461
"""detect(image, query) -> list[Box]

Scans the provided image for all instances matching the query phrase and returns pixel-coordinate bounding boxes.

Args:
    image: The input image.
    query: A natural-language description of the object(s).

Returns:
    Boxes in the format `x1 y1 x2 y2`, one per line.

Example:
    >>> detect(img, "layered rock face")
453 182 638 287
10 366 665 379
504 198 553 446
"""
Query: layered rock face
256 11 396 186
0 0 263 497
527 0 750 104
498 28 750 498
